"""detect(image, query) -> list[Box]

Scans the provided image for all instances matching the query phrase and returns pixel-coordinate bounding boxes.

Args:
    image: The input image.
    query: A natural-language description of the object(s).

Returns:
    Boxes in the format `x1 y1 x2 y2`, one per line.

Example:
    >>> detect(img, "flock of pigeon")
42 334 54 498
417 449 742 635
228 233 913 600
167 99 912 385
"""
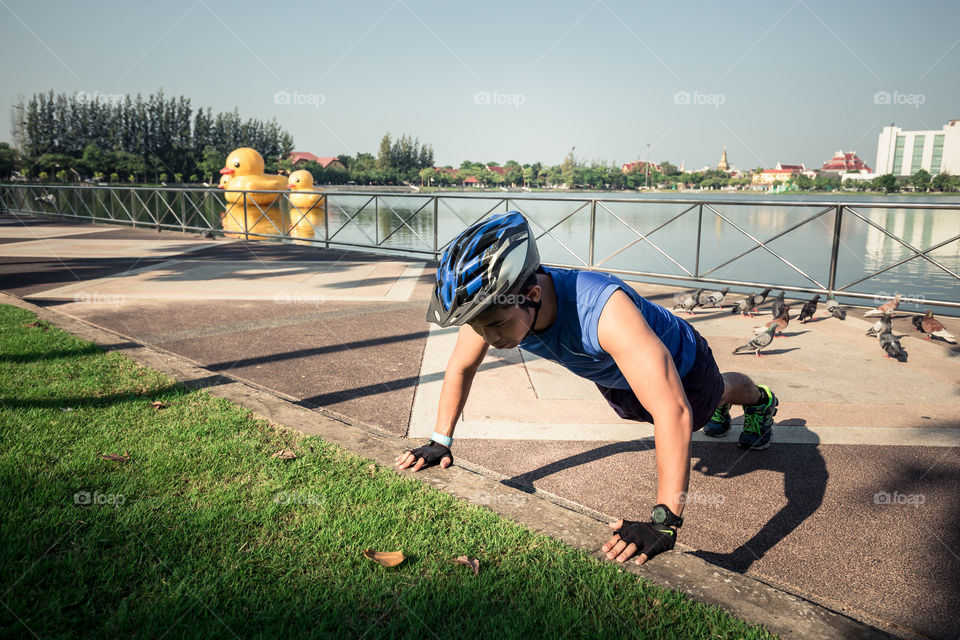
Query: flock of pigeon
671 287 956 361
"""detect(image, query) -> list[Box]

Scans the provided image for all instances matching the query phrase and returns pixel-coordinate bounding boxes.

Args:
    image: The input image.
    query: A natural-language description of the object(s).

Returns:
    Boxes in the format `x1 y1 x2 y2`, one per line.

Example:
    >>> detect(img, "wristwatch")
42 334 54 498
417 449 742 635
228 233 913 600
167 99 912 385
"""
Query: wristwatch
651 504 683 528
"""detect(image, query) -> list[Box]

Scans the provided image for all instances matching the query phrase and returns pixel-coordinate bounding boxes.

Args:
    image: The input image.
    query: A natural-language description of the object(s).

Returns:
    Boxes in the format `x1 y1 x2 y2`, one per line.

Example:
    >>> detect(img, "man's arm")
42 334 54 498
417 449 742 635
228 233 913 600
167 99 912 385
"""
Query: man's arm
395 325 489 472
597 290 693 563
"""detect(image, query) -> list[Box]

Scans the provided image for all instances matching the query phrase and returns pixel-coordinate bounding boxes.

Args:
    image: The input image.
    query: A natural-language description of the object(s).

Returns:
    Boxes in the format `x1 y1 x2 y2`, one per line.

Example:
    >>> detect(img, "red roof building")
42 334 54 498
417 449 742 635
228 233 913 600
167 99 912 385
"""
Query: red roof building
486 165 506 176
820 150 872 174
288 151 321 165
287 152 346 171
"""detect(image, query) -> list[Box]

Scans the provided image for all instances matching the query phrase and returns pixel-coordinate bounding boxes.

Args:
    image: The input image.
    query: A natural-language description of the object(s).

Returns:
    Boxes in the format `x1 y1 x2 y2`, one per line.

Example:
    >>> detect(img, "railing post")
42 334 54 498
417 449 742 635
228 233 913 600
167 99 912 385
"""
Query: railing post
694 203 703 277
323 192 330 250
827 204 843 292
375 196 379 246
243 191 249 241
433 196 439 259
588 199 596 268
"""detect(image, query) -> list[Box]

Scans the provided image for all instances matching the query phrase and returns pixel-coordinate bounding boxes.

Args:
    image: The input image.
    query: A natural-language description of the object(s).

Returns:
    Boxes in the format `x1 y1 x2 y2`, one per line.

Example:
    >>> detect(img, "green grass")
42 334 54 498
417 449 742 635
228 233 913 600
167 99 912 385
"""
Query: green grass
0 304 777 640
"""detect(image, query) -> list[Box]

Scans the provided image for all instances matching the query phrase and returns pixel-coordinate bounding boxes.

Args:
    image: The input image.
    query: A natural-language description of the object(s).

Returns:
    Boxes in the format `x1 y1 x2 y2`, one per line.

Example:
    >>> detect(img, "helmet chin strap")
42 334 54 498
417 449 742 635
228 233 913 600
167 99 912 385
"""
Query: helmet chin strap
520 298 542 340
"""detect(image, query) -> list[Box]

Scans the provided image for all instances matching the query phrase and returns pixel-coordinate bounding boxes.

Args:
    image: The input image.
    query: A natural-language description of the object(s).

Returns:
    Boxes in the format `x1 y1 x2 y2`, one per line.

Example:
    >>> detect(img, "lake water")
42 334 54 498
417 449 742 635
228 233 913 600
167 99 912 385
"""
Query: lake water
322 191 960 312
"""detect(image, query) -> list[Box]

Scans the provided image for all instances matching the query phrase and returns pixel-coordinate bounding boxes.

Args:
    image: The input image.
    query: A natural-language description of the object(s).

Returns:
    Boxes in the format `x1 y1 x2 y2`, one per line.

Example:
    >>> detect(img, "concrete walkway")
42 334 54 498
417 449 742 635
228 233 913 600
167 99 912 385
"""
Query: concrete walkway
2 213 959 639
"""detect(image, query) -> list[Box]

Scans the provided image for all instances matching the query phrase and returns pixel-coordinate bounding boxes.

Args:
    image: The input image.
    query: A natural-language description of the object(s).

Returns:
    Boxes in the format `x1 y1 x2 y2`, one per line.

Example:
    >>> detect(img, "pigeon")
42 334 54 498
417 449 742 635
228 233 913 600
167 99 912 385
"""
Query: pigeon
731 292 757 316
826 294 846 320
734 324 777 357
755 288 772 307
878 313 907 361
865 318 884 338
919 309 957 343
699 286 729 308
755 304 790 336
770 291 786 318
798 295 820 323
864 293 902 318
674 288 704 315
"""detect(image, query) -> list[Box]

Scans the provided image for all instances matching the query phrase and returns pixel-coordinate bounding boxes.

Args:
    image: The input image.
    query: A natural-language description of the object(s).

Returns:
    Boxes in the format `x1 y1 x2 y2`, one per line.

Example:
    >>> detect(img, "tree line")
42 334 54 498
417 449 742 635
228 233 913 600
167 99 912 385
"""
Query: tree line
2 93 957 193
7 90 294 183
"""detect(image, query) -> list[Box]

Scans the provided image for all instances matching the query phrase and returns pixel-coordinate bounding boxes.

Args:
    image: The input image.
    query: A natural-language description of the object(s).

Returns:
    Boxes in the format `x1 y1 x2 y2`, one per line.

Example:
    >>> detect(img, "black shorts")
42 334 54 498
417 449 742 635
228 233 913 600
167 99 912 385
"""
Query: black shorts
595 327 725 431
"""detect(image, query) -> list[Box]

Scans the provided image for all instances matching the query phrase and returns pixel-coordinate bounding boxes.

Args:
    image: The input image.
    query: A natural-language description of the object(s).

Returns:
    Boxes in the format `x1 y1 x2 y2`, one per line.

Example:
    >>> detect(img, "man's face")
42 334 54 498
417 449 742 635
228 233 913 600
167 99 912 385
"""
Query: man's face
468 304 534 349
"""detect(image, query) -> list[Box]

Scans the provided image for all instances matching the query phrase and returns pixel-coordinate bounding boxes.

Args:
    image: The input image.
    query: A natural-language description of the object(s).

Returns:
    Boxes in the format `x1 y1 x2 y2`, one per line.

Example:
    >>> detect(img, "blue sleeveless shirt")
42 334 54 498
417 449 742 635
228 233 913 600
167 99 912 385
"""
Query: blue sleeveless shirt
518 266 697 389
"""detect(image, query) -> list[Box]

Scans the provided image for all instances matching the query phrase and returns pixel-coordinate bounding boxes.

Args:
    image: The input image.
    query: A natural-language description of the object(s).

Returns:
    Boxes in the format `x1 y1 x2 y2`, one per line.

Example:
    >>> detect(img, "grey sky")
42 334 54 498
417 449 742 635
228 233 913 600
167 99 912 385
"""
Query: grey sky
1 0 957 170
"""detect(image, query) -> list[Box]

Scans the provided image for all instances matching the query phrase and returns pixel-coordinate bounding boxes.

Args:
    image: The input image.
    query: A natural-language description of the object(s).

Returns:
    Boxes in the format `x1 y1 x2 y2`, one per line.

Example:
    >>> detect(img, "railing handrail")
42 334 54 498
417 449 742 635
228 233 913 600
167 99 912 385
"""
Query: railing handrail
6 182 960 210
2 183 958 311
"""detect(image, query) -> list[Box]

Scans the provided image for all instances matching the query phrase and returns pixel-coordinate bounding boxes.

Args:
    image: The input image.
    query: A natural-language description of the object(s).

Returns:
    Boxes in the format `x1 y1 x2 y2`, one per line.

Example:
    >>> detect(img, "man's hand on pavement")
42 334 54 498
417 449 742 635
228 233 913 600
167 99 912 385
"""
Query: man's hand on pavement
603 519 676 565
394 440 452 472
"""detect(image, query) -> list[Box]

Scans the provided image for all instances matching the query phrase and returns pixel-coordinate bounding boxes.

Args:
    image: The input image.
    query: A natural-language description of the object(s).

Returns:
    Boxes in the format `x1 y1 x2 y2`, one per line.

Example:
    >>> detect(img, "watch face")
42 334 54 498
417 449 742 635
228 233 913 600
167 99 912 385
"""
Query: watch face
652 506 667 524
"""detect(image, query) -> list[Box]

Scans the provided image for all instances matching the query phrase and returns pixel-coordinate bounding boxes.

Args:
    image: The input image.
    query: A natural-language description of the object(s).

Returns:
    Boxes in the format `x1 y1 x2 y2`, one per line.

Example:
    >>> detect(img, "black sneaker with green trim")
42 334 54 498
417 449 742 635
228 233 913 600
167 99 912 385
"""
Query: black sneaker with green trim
738 385 778 450
704 404 731 437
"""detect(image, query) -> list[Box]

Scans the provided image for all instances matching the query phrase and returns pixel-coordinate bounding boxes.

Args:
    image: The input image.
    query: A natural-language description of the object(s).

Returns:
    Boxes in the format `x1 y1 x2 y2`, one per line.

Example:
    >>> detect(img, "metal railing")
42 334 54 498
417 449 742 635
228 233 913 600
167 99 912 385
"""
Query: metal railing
2 183 958 310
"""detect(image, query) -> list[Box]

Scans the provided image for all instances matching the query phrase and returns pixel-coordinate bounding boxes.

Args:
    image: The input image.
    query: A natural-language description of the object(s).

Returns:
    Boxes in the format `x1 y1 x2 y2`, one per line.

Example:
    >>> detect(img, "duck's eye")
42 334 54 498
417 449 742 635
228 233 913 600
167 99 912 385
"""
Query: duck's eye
233 160 240 168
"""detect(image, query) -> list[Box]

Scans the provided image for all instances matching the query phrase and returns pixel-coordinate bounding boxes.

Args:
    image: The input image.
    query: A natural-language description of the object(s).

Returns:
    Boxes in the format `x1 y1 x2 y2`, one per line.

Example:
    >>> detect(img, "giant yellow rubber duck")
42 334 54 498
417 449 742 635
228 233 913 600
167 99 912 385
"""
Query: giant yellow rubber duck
217 173 231 227
219 147 289 239
287 169 325 243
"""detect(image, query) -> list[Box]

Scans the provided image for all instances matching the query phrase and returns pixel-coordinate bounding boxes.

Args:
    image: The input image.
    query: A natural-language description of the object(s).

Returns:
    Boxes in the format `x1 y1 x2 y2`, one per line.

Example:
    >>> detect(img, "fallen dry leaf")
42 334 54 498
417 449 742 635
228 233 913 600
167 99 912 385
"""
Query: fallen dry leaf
363 549 404 567
367 463 377 477
272 450 297 460
101 452 130 462
150 401 168 410
451 555 479 575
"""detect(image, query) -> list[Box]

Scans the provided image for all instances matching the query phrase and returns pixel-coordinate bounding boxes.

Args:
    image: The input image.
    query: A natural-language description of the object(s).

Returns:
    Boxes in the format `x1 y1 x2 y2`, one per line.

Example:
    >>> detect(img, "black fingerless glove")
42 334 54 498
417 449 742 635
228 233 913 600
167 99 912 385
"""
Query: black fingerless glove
407 440 452 468
615 520 676 559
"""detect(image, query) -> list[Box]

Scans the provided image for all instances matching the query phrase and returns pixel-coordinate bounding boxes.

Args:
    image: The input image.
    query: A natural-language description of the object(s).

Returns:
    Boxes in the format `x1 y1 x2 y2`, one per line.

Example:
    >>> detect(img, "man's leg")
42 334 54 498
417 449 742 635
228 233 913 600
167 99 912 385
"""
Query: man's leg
704 372 778 449
719 372 764 406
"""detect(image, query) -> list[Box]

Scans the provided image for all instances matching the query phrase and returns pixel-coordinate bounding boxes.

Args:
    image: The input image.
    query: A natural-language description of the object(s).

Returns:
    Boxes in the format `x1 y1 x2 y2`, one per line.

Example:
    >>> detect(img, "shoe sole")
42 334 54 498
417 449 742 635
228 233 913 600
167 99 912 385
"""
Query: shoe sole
703 425 730 438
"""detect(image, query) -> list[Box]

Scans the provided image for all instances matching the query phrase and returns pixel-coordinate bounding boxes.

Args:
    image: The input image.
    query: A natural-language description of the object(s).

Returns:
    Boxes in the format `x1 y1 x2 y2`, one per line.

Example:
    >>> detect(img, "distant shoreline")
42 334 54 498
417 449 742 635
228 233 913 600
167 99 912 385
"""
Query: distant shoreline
6 181 958 199
330 185 960 198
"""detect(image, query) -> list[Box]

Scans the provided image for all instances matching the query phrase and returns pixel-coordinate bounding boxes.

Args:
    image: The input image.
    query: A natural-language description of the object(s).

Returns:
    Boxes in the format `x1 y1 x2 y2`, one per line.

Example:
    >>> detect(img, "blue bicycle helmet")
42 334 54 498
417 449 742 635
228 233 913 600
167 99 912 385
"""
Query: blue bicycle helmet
427 212 540 327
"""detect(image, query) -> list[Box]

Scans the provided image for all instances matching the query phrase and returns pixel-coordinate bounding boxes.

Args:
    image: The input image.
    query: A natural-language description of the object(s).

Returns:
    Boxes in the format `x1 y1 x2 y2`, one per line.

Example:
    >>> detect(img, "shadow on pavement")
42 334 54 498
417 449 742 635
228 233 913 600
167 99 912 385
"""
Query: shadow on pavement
690 422 828 572
502 439 656 491
501 423 829 577
205 330 431 371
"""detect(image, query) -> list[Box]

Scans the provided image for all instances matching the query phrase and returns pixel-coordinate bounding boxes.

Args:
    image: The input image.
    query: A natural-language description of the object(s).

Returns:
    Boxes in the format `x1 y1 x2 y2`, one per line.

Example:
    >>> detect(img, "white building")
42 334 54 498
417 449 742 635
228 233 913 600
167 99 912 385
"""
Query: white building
875 120 960 176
